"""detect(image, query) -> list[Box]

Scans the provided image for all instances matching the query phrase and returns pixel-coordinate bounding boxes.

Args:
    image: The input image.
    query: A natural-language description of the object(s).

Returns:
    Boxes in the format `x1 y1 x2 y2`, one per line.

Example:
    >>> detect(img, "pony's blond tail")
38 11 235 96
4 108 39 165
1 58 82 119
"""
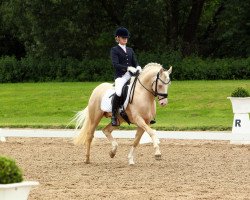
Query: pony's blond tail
73 107 90 145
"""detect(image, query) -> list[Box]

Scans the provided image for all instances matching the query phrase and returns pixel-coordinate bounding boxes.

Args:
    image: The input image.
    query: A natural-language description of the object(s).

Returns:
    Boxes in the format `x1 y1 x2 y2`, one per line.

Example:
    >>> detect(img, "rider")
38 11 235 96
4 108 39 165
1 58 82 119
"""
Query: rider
110 27 142 126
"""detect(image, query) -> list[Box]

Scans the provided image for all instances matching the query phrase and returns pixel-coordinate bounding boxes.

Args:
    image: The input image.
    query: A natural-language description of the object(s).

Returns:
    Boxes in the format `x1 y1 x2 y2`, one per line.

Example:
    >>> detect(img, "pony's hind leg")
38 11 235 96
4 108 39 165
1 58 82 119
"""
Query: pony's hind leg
102 123 118 158
128 127 144 165
74 82 113 164
73 109 94 164
84 126 94 164
85 111 103 164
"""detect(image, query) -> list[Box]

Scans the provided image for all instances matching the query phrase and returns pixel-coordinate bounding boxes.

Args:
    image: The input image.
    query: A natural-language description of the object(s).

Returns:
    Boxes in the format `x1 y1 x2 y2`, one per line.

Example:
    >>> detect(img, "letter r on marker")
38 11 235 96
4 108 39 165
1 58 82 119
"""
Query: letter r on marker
235 119 241 127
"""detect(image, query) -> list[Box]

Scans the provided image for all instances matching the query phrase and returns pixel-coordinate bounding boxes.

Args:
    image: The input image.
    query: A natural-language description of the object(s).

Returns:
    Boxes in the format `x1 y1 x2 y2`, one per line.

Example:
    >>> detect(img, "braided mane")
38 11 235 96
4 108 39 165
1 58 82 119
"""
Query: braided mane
142 63 163 72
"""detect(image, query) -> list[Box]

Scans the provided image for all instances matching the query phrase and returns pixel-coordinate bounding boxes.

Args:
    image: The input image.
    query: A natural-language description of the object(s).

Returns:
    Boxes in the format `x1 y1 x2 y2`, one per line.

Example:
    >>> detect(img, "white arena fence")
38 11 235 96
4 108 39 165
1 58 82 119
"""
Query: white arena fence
0 128 249 144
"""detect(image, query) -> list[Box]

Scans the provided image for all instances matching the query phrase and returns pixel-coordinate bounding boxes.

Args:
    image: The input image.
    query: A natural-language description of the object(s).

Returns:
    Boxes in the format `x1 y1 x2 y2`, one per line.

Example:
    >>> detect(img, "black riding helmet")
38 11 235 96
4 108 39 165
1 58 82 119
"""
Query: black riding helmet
115 27 130 38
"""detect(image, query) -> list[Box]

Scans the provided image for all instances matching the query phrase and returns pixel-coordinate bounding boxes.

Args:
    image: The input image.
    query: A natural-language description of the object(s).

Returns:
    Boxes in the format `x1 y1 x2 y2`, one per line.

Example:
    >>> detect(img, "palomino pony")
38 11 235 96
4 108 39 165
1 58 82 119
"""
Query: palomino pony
73 63 172 165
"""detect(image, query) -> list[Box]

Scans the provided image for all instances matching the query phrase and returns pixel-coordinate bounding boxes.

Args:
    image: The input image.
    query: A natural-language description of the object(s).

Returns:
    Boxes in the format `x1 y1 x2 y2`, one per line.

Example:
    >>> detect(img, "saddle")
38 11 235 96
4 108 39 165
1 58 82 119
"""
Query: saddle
117 79 130 106
100 80 132 124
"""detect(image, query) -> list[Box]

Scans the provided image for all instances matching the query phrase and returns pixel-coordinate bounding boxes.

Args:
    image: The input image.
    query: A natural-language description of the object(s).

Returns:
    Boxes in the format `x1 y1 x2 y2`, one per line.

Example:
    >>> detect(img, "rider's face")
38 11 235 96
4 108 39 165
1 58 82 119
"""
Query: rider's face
117 36 128 45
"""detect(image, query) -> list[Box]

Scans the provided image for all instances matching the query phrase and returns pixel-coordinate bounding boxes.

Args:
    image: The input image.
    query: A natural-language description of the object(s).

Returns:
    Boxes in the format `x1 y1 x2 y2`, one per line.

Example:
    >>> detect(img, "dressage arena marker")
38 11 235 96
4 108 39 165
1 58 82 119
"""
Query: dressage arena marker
1 128 249 144
227 97 250 144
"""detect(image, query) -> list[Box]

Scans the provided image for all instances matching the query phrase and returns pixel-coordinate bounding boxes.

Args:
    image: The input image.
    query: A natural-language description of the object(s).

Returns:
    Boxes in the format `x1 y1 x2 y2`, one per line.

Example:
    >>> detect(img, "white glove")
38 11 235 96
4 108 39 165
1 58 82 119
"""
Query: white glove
136 66 142 73
127 66 137 74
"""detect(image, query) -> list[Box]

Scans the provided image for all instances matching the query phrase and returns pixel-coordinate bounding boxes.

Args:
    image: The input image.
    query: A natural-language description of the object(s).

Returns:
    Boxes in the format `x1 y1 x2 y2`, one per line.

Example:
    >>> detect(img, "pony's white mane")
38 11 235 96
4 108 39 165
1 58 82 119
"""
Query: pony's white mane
142 62 163 73
140 62 171 82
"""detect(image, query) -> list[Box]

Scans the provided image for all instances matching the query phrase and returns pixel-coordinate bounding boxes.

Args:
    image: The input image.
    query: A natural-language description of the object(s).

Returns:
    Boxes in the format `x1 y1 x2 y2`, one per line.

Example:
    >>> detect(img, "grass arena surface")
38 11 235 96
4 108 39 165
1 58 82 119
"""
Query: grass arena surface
1 137 249 200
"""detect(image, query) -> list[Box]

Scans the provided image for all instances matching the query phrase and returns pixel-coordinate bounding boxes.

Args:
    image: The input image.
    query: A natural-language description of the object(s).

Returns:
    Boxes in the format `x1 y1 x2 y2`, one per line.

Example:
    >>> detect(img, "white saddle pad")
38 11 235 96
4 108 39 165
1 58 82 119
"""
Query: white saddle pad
100 84 132 113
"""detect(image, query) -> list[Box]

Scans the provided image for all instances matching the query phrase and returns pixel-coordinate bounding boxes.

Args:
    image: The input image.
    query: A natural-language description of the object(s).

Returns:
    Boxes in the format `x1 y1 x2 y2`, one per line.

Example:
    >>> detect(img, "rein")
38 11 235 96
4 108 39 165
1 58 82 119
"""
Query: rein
129 72 139 103
129 68 170 103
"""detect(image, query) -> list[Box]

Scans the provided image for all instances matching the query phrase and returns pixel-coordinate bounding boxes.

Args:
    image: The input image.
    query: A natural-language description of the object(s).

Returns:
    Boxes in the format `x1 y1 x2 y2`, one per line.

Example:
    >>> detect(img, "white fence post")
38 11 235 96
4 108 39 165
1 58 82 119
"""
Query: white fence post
228 97 250 144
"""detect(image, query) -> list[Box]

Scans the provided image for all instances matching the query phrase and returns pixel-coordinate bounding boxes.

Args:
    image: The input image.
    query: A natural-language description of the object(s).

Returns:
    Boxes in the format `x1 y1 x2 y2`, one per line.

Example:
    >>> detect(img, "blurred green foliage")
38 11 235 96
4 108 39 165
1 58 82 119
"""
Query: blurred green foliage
0 0 249 59
0 156 23 184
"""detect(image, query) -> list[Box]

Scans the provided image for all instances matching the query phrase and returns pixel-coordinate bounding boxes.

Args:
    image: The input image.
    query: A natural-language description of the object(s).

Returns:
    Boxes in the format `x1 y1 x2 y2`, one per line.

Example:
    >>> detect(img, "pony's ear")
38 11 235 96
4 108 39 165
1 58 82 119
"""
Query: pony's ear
167 66 172 74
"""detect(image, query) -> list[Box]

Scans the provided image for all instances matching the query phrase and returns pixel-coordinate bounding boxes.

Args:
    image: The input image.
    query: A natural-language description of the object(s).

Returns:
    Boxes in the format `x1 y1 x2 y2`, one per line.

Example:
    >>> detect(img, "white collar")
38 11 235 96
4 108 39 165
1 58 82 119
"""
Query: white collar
118 44 126 52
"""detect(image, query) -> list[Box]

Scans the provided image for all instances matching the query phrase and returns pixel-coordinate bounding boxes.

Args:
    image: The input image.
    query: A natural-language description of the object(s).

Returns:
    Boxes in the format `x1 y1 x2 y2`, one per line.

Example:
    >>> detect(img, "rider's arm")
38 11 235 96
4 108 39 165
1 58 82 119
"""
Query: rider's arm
131 49 139 68
111 48 127 72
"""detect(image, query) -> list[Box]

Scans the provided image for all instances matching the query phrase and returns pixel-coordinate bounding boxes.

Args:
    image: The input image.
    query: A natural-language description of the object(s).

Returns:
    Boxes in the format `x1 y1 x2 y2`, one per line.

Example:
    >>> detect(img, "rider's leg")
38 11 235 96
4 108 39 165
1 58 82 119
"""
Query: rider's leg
111 94 121 126
111 72 131 126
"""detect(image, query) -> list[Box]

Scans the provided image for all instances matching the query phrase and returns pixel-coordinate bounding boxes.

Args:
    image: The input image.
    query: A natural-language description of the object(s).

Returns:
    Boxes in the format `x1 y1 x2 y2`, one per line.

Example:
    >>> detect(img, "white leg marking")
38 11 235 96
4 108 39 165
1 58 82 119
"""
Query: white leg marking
111 141 118 154
128 146 135 165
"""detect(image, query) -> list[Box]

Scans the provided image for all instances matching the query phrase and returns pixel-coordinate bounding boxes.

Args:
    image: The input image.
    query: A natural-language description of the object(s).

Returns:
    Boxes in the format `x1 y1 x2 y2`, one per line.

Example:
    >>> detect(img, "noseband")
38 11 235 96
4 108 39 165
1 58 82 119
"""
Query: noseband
129 68 171 103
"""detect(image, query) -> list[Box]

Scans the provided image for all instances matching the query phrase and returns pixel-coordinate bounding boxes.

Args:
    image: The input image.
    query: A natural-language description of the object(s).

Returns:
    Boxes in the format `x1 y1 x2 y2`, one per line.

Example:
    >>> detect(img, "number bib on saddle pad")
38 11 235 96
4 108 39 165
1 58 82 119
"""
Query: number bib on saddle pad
100 82 132 113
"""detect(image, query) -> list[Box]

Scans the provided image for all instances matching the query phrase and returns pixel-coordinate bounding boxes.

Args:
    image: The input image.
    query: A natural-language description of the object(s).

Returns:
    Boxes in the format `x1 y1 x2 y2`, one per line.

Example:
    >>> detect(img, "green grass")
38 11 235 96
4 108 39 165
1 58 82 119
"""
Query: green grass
0 80 249 130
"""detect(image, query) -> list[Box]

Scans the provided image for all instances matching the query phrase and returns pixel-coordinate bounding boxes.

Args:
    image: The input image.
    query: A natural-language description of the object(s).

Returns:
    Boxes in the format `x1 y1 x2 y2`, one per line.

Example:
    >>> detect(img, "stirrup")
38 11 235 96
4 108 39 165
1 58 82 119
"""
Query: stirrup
150 119 156 124
111 116 119 126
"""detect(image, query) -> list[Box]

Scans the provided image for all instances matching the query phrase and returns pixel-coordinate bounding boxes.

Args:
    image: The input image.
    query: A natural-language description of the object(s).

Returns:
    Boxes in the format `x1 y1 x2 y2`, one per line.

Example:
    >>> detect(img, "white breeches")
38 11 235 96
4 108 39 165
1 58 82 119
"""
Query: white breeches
115 72 131 97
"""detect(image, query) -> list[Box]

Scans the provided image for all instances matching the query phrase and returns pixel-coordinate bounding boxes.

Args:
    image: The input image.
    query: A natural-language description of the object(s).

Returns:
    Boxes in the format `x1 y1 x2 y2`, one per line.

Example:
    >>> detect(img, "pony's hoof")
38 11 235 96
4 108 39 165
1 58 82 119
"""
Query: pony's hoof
109 151 116 158
128 160 135 165
85 160 91 164
155 154 162 160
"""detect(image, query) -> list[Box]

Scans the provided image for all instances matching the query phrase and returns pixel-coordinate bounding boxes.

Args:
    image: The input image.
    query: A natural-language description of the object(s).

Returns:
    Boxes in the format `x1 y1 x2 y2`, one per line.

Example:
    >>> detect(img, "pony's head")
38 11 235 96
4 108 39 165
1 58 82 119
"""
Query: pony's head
142 63 172 106
153 66 172 106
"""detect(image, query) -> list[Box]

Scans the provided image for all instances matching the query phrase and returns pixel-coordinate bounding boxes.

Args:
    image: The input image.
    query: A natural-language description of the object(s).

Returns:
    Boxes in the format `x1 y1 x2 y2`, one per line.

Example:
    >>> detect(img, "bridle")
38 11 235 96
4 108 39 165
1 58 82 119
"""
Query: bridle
129 68 171 103
151 71 171 100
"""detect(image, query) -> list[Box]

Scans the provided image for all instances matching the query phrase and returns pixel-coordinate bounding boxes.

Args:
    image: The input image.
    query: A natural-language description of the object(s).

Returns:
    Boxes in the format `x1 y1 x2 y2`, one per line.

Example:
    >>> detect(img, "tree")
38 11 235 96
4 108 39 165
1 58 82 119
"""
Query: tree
0 0 249 59
212 0 250 57
1 0 114 59
0 1 25 58
182 0 205 56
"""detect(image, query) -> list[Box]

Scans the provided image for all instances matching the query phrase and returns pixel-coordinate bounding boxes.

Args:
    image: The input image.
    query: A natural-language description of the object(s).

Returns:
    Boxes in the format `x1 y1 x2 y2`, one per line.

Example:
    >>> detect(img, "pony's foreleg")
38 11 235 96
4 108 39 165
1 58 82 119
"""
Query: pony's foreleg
128 127 144 165
102 123 118 158
135 116 161 160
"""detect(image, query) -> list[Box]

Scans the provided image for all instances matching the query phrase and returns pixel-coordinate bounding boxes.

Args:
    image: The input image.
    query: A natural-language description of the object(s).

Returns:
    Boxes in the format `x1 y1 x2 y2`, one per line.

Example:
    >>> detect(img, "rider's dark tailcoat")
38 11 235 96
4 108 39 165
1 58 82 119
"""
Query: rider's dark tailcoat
111 46 139 79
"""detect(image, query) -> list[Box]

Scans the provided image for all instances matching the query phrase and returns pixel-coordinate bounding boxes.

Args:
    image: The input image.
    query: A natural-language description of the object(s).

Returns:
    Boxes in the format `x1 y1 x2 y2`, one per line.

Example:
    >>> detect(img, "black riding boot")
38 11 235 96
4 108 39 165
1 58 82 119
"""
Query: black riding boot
111 94 120 126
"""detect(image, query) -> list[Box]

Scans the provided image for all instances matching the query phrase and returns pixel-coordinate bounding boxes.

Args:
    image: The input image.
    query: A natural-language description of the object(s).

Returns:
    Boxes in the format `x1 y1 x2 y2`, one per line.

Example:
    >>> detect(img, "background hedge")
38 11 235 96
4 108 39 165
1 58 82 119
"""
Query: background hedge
0 53 249 83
